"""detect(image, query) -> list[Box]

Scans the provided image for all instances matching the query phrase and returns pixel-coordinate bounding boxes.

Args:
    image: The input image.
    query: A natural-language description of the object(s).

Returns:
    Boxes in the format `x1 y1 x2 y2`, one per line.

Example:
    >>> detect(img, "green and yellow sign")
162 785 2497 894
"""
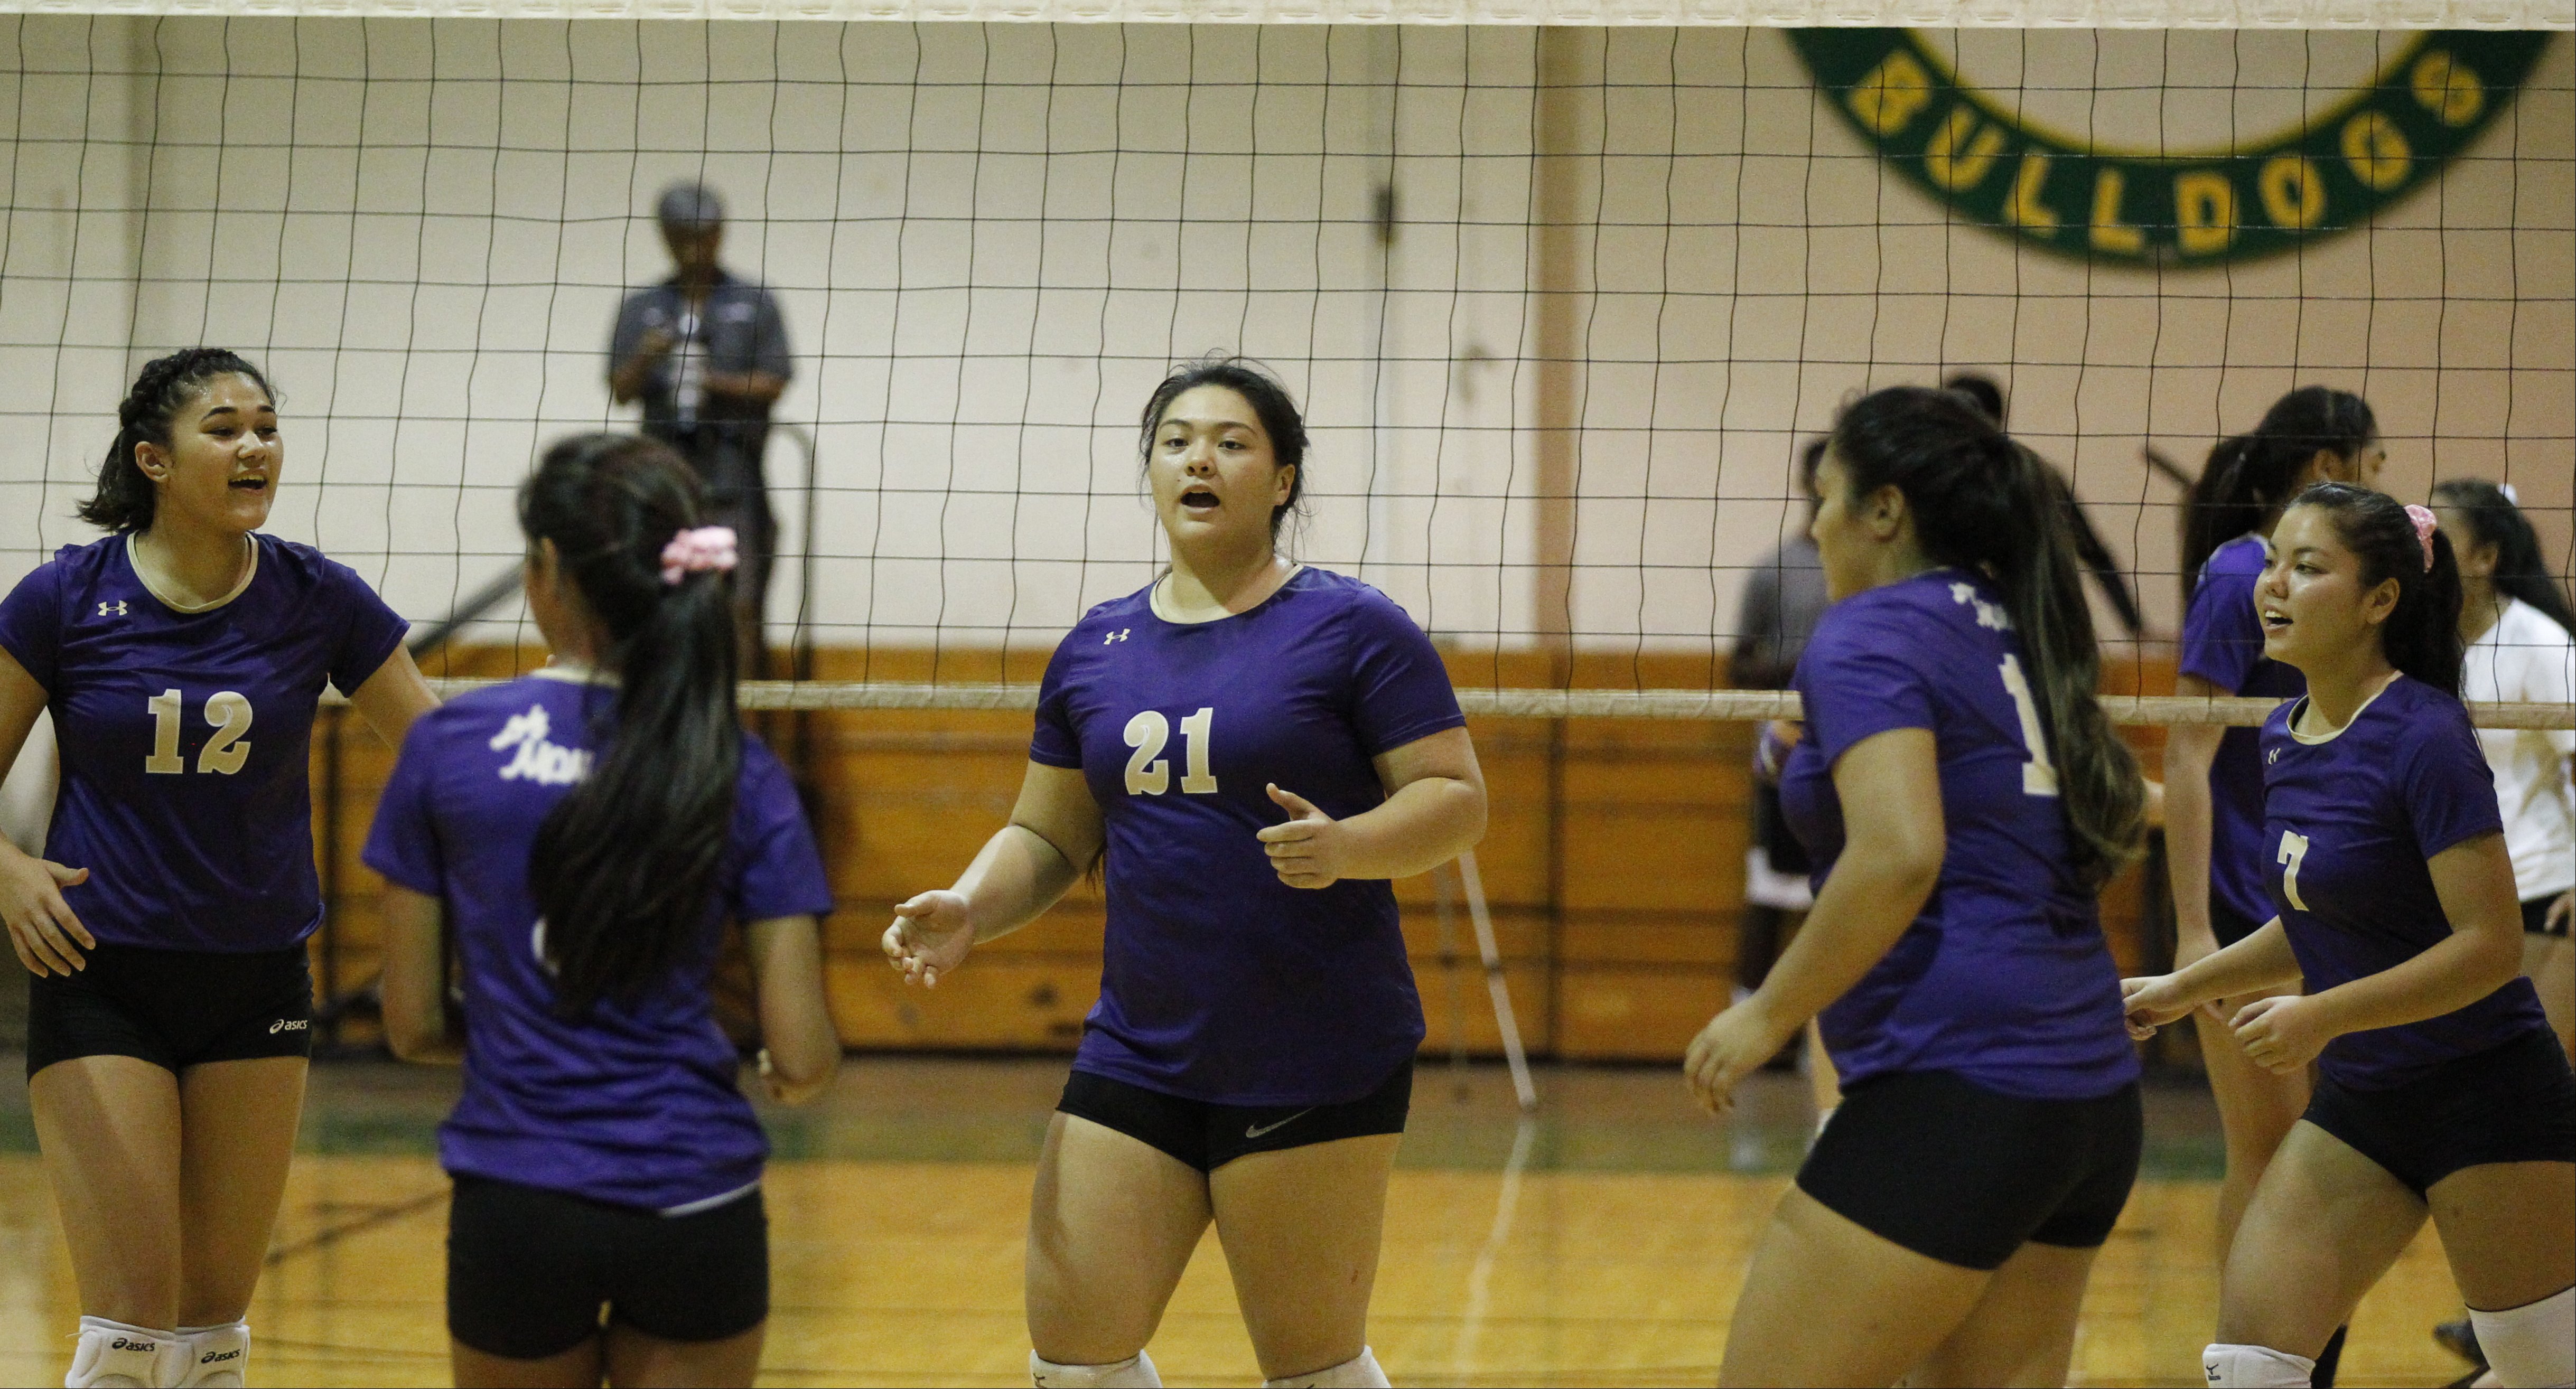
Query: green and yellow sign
1788 30 2553 265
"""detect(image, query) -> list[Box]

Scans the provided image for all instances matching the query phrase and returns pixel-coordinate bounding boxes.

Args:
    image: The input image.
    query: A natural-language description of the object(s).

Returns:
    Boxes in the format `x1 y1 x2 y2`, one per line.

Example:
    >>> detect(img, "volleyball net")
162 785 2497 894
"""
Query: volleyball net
2 14 2569 730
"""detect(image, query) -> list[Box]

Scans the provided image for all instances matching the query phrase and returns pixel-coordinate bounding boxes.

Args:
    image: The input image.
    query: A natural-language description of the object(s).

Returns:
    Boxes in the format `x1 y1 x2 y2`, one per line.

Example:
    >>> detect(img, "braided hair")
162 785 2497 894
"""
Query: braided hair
80 349 275 533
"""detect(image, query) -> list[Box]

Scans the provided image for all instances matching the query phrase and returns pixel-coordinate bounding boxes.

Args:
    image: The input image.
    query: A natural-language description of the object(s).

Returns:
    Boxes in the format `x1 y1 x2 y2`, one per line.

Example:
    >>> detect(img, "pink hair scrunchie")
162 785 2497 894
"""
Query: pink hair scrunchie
659 526 739 585
2403 504 2439 573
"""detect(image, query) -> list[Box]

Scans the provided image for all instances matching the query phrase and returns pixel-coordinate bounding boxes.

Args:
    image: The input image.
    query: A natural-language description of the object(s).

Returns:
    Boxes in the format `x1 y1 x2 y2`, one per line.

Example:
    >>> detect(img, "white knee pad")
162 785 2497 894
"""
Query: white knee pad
1031 1349 1162 1387
64 1318 184 1389
1264 1347 1390 1388
175 1322 247 1389
2203 1343 2318 1388
2471 1285 2575 1389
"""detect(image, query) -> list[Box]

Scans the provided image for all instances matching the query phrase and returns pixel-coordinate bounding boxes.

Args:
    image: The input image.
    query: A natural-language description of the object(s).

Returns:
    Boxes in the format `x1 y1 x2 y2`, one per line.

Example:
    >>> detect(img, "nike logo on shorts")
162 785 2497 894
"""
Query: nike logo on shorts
1244 1109 1314 1139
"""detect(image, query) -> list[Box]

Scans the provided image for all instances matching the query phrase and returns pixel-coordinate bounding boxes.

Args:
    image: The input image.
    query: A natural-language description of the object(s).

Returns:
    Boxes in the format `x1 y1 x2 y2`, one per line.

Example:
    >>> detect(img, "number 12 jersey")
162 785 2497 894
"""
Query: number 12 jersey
0 534 409 952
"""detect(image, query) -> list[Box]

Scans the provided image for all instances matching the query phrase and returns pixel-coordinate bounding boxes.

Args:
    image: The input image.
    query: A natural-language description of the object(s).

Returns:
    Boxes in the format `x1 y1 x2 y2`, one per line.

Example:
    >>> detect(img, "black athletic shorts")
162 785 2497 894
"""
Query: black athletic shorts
2302 1029 2576 1198
26 943 314 1078
446 1174 769 1359
2210 897 2267 950
1797 1069 2143 1272
1057 1062 1412 1174
2524 895 2568 937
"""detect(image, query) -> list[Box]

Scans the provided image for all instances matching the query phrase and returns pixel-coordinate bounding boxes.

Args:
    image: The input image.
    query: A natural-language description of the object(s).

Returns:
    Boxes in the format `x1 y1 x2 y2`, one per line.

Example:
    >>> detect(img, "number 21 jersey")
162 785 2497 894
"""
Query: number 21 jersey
1031 567 1466 1108
0 534 410 952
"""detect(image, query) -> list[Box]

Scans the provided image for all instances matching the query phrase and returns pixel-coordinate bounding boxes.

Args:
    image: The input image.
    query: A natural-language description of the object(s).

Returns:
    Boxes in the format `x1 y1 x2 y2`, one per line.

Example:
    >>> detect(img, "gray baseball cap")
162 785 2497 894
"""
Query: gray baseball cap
656 181 725 232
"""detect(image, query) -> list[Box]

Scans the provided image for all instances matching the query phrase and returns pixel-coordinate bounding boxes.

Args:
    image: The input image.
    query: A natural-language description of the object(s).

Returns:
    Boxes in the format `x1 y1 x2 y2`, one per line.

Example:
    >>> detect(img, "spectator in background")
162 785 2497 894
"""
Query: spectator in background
610 182 792 668
1733 439 1829 1076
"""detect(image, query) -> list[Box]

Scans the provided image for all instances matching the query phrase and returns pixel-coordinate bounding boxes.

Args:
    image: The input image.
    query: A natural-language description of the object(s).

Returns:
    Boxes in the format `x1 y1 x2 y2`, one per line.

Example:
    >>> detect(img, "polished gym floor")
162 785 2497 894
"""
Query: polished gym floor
0 1057 2479 1387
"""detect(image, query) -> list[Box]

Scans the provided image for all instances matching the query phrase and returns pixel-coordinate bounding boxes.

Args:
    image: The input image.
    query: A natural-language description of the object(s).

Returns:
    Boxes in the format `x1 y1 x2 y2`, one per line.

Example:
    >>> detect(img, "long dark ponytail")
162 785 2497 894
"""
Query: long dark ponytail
81 348 275 532
2430 478 2576 641
2288 483 2466 696
519 433 742 1015
1831 386 2147 889
2182 386 2376 603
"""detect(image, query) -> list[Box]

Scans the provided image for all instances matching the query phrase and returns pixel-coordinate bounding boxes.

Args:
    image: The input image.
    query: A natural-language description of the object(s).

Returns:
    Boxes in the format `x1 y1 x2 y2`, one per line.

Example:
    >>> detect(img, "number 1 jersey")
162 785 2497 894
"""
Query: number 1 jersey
1780 568 2140 1101
1031 567 1466 1107
0 534 410 952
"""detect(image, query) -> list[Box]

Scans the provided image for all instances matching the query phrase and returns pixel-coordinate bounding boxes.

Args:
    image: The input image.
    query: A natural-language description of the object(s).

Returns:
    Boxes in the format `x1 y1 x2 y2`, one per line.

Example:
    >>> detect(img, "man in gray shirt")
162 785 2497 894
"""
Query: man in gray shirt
1732 440 1831 1031
609 182 793 658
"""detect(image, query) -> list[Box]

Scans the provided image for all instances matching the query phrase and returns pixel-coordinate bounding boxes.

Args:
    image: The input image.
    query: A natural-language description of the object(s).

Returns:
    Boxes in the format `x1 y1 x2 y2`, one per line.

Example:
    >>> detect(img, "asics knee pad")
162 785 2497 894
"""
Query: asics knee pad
1264 1347 1390 1388
2204 1343 2319 1388
2471 1286 2574 1388
65 1318 183 1389
175 1322 247 1389
1030 1349 1162 1387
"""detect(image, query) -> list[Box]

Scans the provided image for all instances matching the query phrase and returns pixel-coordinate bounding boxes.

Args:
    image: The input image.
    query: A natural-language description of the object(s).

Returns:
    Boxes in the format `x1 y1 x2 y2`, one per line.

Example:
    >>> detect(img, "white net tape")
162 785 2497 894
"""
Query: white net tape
405 679 2575 726
1 0 2566 24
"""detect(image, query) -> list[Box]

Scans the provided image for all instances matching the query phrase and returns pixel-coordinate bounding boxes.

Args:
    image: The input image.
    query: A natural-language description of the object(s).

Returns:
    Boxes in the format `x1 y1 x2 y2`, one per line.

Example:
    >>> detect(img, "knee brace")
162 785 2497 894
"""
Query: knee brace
1264 1347 1390 1388
175 1322 247 1389
2204 1343 2319 1388
2471 1285 2574 1389
64 1317 184 1389
1030 1349 1161 1387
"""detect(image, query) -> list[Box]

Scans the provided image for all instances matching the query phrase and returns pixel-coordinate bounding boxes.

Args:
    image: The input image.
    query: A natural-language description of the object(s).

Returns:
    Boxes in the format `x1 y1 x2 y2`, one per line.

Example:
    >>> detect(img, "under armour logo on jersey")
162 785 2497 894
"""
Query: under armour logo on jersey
1104 629 1130 644
96 600 127 617
2267 748 2279 764
1948 582 2011 632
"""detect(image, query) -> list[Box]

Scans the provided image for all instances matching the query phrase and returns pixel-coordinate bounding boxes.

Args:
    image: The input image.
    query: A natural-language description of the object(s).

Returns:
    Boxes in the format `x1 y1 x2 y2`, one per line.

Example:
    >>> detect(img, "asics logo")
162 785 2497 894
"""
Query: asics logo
97 600 127 617
201 1348 241 1365
268 1018 308 1035
1244 1109 1314 1139
109 1337 158 1352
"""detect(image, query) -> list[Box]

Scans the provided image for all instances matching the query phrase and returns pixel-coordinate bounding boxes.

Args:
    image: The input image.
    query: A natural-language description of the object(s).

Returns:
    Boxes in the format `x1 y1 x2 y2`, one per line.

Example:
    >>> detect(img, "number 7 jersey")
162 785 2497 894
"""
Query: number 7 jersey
0 534 410 952
1030 567 1466 1108
2259 674 2546 1090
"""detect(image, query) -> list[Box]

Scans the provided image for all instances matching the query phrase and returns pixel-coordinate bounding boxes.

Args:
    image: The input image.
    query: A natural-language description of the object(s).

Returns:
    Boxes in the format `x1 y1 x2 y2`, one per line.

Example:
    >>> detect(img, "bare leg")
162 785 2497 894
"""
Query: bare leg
453 1337 603 1389
2216 1122 2427 1356
2523 935 2574 1062
1910 1240 2101 1388
2192 987 2314 1260
606 1322 765 1388
30 1056 184 1328
1209 1133 1402 1381
1718 1185 1993 1387
2428 1161 2576 1313
176 1057 308 1325
1024 1113 1211 1366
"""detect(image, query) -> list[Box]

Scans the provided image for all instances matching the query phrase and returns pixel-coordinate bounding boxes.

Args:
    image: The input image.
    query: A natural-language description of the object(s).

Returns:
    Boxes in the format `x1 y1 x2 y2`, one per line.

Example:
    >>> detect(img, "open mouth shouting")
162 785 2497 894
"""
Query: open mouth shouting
1179 483 1220 514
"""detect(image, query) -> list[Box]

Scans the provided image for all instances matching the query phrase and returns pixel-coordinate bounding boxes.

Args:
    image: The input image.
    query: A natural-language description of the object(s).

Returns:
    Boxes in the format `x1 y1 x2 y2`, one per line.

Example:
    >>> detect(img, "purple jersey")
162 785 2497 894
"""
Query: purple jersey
2180 534 2307 926
2260 675 2548 1090
1031 567 1464 1106
362 674 835 1211
0 534 409 952
1780 569 2141 1101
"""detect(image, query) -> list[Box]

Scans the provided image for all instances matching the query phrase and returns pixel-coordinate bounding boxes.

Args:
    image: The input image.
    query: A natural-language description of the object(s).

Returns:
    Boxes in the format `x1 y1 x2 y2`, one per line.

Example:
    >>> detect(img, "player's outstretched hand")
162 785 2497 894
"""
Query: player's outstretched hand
882 890 976 989
2229 994 2330 1075
0 848 92 978
2119 973 2196 1040
1258 785 1346 890
1684 999 1793 1117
